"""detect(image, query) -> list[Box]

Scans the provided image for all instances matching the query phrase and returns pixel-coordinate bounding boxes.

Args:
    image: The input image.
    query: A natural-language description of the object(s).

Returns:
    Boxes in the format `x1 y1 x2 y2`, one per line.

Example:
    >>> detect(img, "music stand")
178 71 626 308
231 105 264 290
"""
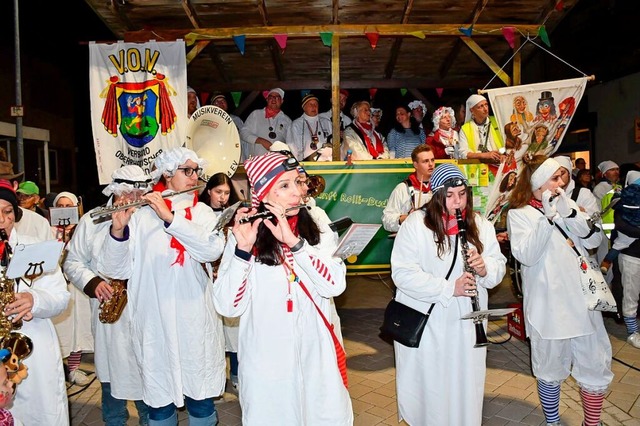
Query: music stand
6 240 64 280
460 307 517 321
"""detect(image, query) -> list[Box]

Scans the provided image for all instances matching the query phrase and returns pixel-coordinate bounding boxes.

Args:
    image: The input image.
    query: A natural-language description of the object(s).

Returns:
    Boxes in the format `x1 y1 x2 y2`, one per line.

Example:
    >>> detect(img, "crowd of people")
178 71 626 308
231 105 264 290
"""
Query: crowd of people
0 87 638 426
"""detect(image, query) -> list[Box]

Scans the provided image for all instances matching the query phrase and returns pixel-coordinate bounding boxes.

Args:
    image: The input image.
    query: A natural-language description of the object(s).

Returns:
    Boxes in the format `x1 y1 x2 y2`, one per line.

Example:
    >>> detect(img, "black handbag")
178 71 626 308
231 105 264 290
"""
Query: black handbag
380 235 458 348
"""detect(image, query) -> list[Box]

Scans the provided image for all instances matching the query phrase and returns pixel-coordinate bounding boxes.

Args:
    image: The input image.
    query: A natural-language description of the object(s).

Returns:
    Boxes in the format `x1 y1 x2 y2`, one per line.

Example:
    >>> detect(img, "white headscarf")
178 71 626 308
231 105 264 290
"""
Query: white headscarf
464 94 487 123
150 147 206 183
531 158 561 190
53 191 79 207
187 86 201 109
103 165 152 196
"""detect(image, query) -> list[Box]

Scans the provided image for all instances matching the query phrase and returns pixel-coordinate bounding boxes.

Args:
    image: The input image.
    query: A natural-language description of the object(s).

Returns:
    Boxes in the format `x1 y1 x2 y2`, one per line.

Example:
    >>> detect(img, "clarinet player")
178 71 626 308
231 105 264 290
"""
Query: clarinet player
390 164 506 425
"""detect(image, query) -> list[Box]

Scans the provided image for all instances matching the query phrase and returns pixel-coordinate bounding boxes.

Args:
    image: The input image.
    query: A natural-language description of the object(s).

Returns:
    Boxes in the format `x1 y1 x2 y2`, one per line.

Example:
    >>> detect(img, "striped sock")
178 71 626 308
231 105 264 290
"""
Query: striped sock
537 380 561 424
623 316 638 335
67 351 82 372
580 388 604 426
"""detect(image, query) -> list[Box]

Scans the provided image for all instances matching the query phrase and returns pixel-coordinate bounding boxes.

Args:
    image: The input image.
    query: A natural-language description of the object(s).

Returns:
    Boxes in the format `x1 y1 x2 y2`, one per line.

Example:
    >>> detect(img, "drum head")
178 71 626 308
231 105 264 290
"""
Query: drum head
185 106 241 179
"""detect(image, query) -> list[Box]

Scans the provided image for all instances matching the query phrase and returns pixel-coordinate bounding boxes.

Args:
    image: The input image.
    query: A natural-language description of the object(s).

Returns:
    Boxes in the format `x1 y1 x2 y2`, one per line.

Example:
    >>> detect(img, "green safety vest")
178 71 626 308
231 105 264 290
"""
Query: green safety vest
460 116 504 152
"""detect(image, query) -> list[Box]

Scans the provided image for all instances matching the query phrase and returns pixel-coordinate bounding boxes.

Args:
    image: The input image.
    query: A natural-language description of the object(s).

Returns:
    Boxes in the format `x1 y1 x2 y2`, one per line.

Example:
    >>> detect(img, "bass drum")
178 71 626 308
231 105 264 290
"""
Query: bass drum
185 105 241 179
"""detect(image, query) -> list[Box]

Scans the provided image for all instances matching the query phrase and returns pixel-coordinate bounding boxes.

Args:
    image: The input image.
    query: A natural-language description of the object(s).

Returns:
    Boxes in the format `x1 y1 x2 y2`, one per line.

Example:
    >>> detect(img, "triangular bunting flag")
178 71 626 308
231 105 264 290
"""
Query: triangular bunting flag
409 31 425 40
320 32 333 47
538 26 551 47
400 88 407 96
502 26 516 49
184 33 198 46
459 25 473 37
555 0 564 11
231 91 242 108
365 32 379 50
274 34 288 50
233 35 246 55
436 88 443 98
300 89 311 98
369 88 378 99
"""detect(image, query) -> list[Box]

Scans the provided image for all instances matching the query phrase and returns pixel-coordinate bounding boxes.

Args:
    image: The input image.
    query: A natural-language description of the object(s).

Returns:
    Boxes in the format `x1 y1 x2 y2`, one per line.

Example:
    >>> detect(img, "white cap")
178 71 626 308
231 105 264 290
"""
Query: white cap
531 158 561 190
597 160 619 174
53 191 79 207
626 170 640 186
465 94 487 123
269 141 293 153
103 165 152 196
268 88 285 99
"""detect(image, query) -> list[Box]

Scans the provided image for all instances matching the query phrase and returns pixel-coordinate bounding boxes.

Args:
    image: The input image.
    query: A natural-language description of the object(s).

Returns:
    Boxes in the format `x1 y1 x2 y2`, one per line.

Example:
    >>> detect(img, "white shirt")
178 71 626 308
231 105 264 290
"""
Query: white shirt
240 108 292 158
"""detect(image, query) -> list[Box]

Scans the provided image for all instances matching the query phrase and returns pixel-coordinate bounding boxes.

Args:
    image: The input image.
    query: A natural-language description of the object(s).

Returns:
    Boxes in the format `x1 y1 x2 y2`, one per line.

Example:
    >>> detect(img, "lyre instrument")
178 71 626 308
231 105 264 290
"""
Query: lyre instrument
455 208 489 348
90 184 205 220
98 279 128 324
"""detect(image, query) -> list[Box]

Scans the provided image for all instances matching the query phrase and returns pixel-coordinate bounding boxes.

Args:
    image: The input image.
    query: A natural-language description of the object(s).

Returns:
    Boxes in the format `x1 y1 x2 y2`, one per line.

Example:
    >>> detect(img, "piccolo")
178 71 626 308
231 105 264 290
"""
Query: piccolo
238 204 310 224
90 185 205 219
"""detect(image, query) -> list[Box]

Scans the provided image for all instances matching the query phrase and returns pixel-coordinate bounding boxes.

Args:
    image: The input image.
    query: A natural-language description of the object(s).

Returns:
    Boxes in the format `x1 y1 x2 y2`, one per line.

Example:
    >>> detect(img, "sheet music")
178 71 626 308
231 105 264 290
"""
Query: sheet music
49 207 79 226
460 307 516 320
332 223 381 259
6 240 65 279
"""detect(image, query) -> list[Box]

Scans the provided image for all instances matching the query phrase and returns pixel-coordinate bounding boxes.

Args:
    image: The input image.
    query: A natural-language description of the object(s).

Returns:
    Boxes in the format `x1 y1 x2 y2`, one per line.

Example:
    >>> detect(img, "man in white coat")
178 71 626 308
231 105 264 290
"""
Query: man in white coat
64 165 151 425
382 144 435 233
98 147 227 425
240 88 292 159
287 93 333 161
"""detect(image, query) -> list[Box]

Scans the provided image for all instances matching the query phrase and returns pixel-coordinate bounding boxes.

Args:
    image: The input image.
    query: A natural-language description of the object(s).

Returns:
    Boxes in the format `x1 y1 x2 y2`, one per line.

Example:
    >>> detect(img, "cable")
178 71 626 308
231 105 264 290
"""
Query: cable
66 370 97 397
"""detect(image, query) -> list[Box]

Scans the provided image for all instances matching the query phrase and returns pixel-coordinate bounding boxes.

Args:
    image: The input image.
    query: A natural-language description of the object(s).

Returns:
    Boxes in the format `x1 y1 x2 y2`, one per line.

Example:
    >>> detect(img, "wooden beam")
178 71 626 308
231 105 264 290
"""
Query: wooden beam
384 0 415 79
198 77 494 92
331 0 339 25
124 23 542 43
460 37 511 86
513 35 522 86
109 0 134 32
331 34 341 161
181 0 201 29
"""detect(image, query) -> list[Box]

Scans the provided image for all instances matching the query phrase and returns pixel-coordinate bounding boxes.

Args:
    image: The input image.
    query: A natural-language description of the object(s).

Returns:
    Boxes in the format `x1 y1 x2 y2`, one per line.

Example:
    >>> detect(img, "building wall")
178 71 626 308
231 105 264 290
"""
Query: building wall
588 71 640 166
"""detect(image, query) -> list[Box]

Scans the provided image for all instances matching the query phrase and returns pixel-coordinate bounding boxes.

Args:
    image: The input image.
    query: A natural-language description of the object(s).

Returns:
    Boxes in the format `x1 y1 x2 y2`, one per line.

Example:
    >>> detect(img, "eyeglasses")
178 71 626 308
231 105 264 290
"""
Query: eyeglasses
177 167 203 177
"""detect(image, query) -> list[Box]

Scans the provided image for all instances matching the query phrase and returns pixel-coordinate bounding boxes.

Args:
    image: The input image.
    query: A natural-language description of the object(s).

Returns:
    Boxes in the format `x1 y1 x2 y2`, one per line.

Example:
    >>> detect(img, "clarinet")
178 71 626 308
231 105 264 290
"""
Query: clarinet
455 208 489 348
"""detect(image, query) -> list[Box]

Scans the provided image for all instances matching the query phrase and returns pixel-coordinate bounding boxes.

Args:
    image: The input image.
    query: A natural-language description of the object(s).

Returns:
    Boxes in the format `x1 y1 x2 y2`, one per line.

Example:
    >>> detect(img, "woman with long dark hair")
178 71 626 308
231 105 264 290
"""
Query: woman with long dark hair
391 163 506 425
387 105 425 159
213 152 352 425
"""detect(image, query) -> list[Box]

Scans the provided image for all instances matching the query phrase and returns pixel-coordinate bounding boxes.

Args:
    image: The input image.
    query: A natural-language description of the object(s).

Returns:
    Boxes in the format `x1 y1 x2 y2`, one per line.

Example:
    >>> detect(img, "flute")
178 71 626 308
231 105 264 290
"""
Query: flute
90 185 205 219
548 192 560 203
238 204 310 224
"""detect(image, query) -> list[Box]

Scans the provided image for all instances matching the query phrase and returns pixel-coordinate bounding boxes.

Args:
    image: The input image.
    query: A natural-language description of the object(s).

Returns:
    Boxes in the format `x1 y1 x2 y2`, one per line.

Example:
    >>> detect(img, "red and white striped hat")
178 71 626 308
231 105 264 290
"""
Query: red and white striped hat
244 152 298 204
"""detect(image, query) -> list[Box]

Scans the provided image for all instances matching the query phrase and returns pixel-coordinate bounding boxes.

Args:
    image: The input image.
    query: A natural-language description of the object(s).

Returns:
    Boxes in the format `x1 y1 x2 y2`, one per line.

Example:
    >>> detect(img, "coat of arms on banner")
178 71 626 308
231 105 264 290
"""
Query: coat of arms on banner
482 77 588 222
89 41 188 184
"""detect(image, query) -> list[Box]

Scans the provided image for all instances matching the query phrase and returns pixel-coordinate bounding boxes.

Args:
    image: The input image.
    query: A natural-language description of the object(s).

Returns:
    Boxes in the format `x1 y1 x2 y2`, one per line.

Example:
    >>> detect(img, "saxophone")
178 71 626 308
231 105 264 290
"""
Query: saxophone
98 279 128 324
0 229 22 339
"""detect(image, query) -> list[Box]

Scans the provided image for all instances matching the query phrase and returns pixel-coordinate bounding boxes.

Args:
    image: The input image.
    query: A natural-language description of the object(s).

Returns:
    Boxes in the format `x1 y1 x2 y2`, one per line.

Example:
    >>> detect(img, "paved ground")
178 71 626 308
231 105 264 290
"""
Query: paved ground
68 274 640 425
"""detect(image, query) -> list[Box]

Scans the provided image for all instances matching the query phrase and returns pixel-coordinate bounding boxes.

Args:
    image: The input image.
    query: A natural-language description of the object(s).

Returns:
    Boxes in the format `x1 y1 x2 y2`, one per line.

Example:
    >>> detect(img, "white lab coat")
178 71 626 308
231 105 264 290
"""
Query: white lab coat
382 180 432 233
213 213 353 425
286 114 333 161
240 108 292 158
507 203 603 339
391 211 506 426
7 231 70 426
97 192 226 408
63 207 144 400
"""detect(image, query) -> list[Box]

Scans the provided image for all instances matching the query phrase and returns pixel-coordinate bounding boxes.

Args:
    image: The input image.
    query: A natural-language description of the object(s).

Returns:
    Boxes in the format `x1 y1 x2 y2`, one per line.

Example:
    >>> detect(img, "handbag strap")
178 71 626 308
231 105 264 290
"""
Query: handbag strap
402 233 460 317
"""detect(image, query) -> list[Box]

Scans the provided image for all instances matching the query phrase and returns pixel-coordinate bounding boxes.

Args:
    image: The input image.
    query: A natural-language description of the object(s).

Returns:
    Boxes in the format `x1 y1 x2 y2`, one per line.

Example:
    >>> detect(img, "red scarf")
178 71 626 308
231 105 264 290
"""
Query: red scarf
265 108 280 119
154 181 198 266
529 197 543 209
443 209 466 236
354 120 384 158
407 172 429 193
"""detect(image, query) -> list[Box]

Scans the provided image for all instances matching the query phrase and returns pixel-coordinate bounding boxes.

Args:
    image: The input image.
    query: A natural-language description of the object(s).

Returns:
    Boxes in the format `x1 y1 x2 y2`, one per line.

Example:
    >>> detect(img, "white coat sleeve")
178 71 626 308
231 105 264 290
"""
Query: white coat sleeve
97 227 133 280
26 267 70 319
164 207 225 263
63 216 100 293
560 199 603 248
344 128 373 160
239 110 261 147
213 234 253 317
391 212 456 305
474 216 507 290
507 208 556 267
381 183 410 232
